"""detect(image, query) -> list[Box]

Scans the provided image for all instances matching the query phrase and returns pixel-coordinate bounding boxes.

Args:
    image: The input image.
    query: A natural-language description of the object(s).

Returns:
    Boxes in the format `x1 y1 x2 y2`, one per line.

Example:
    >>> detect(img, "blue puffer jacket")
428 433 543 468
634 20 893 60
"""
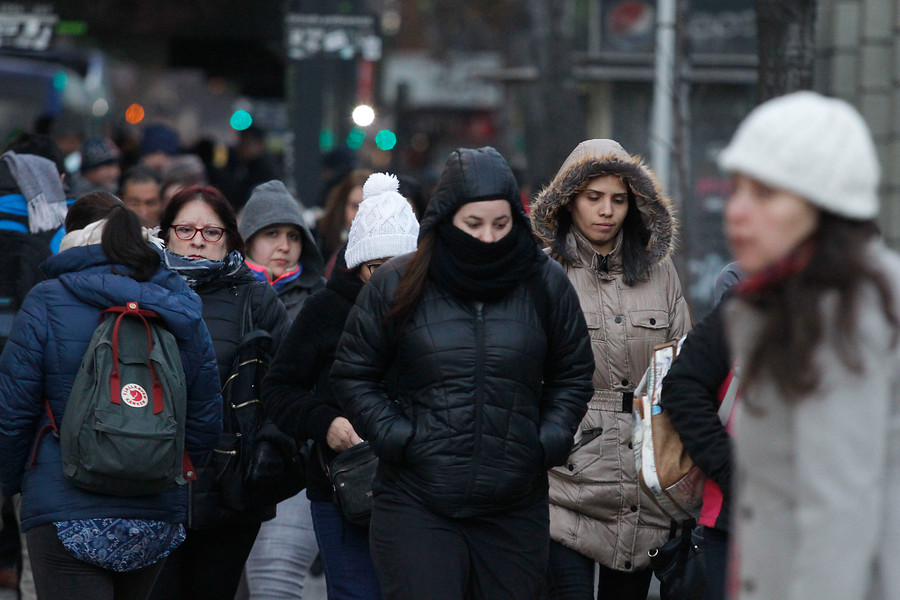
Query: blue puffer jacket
0 244 223 531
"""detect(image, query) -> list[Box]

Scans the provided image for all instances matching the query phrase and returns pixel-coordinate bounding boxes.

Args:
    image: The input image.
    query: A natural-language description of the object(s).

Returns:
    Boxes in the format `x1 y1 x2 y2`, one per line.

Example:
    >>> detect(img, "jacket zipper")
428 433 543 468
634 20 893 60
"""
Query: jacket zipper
463 303 486 505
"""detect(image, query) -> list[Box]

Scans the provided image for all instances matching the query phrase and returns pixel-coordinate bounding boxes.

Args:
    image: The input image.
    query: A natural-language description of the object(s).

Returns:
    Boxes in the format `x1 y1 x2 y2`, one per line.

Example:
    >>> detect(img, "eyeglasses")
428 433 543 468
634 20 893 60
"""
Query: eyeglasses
172 224 225 243
364 261 386 274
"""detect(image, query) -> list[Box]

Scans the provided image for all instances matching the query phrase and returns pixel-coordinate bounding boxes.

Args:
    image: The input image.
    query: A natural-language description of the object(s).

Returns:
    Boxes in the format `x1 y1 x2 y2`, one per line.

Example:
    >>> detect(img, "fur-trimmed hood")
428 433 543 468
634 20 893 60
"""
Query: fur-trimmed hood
531 139 676 272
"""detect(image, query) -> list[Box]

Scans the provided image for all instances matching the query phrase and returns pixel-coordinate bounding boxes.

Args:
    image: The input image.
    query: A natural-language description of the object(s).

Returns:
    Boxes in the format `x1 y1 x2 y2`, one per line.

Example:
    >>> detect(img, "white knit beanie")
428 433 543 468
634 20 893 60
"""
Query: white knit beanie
718 91 880 220
345 173 420 269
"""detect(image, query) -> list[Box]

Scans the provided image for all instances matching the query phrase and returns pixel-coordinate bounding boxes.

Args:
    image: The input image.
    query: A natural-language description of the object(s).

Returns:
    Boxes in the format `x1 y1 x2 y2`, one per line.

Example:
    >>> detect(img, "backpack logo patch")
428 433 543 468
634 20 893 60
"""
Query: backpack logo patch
121 383 148 408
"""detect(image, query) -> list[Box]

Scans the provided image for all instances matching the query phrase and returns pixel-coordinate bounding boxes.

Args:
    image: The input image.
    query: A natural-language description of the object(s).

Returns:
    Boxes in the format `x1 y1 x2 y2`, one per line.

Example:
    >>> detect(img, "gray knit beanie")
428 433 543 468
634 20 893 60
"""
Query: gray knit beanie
239 180 306 241
345 173 419 269
718 91 880 220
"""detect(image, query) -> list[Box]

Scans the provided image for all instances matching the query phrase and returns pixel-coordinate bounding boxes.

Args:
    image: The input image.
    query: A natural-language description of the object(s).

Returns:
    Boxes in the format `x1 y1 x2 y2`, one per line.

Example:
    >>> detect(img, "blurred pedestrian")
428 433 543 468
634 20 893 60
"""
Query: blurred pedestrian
232 126 278 213
316 169 371 275
331 147 594 600
149 186 290 600
119 166 162 229
139 124 180 177
264 172 419 600
719 91 900 600
70 137 121 197
0 191 222 600
530 138 691 600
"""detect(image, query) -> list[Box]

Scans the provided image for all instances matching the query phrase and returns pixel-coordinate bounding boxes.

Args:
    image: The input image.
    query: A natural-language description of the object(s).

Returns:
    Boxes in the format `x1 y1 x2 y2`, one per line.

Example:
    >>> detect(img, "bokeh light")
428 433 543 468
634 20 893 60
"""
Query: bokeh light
346 127 366 149
125 103 145 124
351 105 375 127
230 110 253 131
375 129 397 151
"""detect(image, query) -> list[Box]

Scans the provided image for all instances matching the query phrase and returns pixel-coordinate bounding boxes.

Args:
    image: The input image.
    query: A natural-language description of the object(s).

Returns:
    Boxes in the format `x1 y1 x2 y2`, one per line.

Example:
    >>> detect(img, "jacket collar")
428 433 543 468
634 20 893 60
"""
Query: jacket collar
568 228 624 276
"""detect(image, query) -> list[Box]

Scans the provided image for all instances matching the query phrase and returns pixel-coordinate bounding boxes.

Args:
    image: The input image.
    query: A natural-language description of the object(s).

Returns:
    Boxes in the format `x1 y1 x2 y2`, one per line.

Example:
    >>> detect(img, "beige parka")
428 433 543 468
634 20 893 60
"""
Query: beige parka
531 139 692 571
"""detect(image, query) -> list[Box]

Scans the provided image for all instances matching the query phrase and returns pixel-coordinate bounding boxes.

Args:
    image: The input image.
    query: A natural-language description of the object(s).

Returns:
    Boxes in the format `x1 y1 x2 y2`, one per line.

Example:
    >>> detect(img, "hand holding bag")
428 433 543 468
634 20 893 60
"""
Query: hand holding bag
324 440 378 526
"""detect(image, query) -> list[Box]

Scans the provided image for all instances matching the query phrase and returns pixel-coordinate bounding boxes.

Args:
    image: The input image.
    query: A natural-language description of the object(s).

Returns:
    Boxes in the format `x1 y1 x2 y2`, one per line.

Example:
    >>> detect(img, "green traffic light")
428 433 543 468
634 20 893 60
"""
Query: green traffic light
347 127 366 150
230 110 253 131
320 129 335 151
375 130 397 151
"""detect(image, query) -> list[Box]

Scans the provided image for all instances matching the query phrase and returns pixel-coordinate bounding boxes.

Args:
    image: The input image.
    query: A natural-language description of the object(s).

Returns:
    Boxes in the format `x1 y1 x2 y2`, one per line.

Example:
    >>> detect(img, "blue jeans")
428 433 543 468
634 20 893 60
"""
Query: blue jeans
310 499 382 600
242 492 319 599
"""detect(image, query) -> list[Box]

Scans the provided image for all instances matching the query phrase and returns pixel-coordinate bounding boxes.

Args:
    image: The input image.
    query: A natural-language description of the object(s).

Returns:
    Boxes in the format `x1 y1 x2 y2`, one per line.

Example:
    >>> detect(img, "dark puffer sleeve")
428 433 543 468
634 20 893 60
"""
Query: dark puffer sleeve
660 301 733 525
537 259 594 467
330 267 414 464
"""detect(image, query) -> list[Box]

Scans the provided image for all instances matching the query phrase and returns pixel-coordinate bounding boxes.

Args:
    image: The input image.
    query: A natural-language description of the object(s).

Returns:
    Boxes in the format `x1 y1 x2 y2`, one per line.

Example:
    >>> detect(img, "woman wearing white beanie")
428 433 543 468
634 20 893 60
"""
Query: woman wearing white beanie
262 172 418 600
719 91 900 600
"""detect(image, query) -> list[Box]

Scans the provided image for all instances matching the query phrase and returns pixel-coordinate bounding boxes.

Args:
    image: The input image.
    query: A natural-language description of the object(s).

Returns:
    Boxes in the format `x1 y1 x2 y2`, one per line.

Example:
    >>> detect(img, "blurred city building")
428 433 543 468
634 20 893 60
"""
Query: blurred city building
0 0 896 316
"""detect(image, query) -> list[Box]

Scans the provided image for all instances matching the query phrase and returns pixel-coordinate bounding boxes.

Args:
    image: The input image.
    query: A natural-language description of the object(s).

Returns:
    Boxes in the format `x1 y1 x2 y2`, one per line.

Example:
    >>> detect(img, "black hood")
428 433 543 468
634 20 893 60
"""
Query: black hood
419 146 528 238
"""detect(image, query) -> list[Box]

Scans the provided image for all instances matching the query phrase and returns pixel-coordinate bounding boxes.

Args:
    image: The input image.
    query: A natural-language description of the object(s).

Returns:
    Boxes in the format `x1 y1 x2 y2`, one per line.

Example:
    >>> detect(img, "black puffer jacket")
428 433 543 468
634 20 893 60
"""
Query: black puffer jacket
331 148 594 519
188 259 290 528
262 248 364 502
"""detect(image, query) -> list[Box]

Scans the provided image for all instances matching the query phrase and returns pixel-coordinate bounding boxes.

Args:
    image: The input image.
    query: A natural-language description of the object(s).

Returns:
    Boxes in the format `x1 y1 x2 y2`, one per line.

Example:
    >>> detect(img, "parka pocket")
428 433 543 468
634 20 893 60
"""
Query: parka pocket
628 309 669 332
550 408 605 479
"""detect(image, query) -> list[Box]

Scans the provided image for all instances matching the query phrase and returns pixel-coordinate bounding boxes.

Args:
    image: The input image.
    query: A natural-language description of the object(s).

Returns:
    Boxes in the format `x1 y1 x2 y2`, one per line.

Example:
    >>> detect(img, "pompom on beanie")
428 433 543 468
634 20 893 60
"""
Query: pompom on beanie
345 173 420 269
718 91 880 220
239 180 306 241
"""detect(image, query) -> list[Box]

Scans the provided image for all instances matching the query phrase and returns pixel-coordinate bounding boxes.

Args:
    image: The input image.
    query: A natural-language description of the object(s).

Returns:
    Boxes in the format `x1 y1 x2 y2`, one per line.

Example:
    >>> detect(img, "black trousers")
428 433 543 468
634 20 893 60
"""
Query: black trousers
546 539 653 600
27 523 165 600
702 527 729 600
147 521 260 600
369 486 549 600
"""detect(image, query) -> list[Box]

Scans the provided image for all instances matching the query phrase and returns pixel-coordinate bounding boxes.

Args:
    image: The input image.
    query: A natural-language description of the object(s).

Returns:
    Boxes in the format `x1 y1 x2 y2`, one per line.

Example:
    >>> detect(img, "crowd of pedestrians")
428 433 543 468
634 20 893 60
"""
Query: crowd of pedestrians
0 89 893 600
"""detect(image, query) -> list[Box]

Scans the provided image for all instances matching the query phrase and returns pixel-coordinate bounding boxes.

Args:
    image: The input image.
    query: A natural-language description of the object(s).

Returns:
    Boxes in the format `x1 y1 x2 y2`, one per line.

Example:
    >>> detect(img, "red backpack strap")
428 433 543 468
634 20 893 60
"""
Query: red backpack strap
29 398 60 468
105 303 164 415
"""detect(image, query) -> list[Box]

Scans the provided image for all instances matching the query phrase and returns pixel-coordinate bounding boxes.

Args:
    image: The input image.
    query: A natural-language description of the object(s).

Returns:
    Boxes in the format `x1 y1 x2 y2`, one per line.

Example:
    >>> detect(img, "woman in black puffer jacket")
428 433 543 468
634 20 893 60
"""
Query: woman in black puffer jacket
148 186 289 600
330 147 595 600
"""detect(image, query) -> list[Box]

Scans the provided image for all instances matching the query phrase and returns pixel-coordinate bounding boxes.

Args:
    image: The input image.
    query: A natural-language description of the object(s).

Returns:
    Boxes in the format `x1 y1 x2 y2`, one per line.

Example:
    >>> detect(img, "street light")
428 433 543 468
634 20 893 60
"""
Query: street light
352 104 375 127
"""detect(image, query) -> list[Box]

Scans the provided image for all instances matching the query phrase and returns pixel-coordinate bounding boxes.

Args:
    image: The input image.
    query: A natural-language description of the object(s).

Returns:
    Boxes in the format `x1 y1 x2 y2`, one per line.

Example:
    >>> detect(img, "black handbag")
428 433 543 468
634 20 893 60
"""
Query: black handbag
324 441 378 526
649 522 708 600
214 284 306 512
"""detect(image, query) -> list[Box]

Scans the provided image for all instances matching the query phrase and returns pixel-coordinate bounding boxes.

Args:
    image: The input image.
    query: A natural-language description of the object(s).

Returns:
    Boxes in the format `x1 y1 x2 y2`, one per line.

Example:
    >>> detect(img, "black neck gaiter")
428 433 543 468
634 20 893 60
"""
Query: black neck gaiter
429 219 540 302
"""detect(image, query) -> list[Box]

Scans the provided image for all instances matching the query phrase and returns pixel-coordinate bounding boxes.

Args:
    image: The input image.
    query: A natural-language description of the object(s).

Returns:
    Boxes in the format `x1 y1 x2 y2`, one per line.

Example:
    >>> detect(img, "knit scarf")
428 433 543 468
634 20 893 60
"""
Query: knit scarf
429 220 541 302
162 248 246 290
245 258 302 293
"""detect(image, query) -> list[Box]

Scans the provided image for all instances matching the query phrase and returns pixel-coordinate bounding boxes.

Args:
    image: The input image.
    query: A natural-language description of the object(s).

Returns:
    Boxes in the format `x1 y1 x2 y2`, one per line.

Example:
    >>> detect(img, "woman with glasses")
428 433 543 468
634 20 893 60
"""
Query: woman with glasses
330 150 594 600
263 173 419 600
148 185 290 600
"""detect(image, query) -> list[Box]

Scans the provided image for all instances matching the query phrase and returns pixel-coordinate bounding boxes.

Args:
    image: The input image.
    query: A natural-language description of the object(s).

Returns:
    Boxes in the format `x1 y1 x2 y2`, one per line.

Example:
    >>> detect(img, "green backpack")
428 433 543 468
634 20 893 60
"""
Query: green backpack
52 302 193 497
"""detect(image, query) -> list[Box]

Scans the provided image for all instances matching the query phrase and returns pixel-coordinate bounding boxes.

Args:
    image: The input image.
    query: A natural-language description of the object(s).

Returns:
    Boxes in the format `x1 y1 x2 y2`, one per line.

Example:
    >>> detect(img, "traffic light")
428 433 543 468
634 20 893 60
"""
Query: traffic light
375 129 397 151
346 126 366 150
230 110 253 131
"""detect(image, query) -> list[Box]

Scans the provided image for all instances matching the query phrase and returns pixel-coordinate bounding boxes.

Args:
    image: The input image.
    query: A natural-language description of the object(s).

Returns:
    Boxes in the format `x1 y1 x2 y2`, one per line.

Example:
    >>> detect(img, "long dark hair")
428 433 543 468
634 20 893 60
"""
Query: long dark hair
66 190 160 282
383 231 437 339
317 169 371 258
743 214 899 398
159 185 243 254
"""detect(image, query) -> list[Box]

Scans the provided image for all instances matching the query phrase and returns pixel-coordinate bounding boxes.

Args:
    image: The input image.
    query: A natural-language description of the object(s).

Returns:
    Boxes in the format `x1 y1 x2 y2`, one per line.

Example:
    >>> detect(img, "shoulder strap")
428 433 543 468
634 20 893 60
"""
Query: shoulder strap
240 284 257 336
717 367 740 425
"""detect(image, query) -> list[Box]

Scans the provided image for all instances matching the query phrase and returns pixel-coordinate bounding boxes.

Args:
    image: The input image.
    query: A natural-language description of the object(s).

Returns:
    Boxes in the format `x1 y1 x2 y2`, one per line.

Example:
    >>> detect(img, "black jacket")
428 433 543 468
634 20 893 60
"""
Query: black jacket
190 263 290 528
331 254 593 518
262 253 364 502
661 301 733 531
